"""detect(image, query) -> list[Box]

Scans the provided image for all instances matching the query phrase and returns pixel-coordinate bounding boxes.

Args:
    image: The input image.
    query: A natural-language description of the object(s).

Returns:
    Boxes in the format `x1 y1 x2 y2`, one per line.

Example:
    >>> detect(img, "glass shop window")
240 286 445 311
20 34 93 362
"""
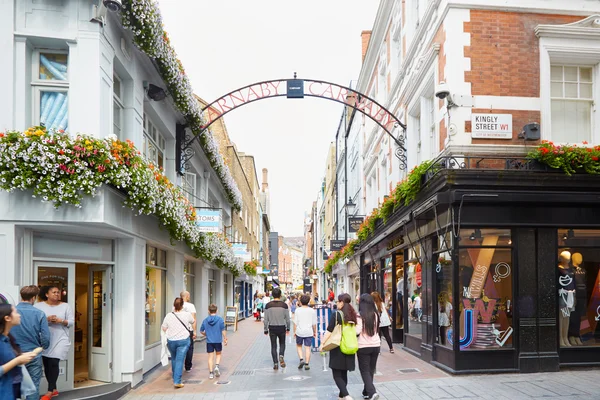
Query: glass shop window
458 229 513 351
395 251 404 330
558 229 600 348
436 249 453 348
145 245 167 346
406 245 423 338
33 51 69 132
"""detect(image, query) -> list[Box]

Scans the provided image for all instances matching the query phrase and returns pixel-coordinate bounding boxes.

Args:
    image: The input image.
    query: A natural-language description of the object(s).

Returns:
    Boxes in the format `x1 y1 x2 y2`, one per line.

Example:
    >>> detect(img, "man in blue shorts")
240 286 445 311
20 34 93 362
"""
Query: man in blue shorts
293 294 317 370
200 304 227 379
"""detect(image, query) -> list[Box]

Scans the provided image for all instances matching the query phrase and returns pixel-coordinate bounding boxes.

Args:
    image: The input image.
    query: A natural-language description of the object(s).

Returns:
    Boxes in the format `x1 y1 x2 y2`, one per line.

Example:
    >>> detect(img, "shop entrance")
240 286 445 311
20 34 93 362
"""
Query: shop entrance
35 262 113 392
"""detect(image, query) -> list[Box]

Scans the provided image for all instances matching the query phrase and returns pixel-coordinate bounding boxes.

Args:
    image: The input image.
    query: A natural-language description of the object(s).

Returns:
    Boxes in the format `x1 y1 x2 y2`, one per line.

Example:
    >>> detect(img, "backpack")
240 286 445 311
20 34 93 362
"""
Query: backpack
339 312 359 355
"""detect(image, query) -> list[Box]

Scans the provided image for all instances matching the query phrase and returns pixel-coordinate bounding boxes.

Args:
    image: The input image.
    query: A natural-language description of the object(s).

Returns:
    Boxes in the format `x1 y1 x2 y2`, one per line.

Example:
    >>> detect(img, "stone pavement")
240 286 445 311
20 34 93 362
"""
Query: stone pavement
123 317 600 400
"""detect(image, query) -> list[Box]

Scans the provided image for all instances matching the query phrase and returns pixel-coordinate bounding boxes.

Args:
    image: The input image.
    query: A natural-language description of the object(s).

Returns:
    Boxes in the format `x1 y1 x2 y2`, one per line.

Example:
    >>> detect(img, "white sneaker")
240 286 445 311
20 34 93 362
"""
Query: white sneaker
214 366 220 377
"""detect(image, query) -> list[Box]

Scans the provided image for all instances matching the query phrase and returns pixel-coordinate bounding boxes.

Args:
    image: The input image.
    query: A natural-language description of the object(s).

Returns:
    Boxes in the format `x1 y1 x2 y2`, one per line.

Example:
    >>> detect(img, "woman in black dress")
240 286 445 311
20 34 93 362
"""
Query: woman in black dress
320 293 357 400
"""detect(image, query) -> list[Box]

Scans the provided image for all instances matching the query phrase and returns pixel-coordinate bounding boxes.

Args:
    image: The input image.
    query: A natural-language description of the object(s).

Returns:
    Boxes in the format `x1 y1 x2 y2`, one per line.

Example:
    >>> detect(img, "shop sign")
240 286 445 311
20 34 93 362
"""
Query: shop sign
386 236 404 251
468 264 490 299
330 240 346 251
471 114 512 139
416 263 422 287
232 243 251 261
196 209 221 232
348 216 364 233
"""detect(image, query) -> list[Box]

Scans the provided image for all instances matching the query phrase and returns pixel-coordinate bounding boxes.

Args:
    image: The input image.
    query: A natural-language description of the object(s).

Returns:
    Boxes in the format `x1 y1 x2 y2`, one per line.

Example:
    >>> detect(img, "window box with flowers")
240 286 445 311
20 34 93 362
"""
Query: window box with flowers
528 140 600 175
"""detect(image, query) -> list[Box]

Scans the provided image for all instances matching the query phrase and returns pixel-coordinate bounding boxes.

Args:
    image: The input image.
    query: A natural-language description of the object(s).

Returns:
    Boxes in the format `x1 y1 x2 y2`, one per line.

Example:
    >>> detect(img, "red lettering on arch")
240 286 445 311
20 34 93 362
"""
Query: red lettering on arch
321 84 334 99
216 98 232 114
336 87 349 103
308 82 322 96
229 91 246 107
269 81 282 95
260 83 273 97
246 85 261 101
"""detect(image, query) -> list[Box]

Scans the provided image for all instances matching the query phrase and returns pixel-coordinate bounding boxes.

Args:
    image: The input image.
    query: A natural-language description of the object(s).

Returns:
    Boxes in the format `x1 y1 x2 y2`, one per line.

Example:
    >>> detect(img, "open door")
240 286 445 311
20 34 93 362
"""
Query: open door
88 266 112 383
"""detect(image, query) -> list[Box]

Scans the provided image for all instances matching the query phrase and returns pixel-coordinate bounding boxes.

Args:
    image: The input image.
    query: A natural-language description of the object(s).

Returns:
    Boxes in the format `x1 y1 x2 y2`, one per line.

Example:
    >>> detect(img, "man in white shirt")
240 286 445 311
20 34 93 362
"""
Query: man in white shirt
180 291 197 372
293 294 317 370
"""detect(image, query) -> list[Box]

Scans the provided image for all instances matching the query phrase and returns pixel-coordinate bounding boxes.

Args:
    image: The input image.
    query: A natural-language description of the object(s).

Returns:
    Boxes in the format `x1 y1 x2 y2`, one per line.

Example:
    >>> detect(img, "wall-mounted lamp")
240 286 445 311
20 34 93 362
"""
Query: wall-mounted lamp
346 196 356 214
143 81 168 101
562 229 575 241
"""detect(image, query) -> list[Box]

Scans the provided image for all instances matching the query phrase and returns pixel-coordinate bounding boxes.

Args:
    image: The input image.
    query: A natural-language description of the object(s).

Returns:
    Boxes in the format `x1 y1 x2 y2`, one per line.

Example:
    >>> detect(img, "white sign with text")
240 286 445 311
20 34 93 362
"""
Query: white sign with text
471 114 512 139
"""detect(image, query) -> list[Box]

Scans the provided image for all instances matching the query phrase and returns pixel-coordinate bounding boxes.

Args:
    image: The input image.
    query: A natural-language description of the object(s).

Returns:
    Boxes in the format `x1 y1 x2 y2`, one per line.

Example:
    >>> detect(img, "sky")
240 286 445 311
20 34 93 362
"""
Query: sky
157 0 381 237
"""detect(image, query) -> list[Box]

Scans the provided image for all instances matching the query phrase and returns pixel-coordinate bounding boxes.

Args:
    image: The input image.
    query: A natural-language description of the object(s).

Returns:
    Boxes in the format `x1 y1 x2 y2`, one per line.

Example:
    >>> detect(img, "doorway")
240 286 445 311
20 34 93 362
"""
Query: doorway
35 262 113 391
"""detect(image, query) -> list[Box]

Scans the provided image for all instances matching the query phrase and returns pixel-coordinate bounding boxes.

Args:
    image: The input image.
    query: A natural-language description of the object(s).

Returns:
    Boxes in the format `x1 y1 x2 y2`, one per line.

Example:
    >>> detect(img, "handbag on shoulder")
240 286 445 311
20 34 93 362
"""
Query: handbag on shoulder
321 311 343 351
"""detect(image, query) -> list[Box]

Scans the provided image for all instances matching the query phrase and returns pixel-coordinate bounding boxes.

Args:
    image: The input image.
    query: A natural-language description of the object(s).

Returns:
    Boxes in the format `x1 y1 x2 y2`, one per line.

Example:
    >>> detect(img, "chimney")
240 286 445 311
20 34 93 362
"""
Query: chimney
361 30 372 62
262 168 269 192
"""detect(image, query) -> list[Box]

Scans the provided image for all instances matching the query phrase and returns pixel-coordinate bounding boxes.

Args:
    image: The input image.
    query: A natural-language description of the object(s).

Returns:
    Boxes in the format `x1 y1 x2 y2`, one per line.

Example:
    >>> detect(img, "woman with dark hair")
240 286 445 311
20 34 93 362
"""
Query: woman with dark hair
0 304 37 400
35 285 74 400
371 291 394 353
356 293 381 400
161 298 193 388
320 293 357 400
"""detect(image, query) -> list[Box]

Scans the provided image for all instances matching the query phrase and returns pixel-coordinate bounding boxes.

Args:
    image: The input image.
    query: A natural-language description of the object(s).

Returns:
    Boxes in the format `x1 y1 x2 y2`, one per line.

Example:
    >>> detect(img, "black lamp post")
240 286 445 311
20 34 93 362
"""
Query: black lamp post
345 196 356 242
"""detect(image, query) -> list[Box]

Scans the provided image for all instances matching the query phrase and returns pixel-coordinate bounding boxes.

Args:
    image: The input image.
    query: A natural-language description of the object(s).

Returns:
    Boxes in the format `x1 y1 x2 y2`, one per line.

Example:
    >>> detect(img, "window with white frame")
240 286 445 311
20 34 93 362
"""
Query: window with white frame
183 260 195 301
378 47 388 104
143 113 166 168
33 50 69 131
391 10 402 76
551 65 593 143
181 172 197 205
113 73 124 138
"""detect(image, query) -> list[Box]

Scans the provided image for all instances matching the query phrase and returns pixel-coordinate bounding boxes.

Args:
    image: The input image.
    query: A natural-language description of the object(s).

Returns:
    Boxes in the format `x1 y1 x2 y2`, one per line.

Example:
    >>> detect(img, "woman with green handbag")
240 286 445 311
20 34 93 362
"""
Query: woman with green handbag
320 293 357 400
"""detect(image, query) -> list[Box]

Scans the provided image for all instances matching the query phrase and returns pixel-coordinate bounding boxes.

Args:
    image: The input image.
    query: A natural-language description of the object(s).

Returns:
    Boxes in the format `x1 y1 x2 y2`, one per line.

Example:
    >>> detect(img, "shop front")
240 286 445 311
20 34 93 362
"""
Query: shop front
356 166 600 373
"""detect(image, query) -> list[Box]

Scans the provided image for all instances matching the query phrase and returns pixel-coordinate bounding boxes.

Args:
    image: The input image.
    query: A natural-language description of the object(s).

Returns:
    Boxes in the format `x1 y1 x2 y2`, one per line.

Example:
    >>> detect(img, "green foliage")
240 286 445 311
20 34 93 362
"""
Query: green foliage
528 141 600 175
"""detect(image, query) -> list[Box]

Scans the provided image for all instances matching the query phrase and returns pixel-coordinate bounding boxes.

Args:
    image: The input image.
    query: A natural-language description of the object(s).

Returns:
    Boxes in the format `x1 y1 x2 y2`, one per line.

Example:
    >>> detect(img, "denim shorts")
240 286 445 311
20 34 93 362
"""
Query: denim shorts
207 342 223 353
296 336 312 346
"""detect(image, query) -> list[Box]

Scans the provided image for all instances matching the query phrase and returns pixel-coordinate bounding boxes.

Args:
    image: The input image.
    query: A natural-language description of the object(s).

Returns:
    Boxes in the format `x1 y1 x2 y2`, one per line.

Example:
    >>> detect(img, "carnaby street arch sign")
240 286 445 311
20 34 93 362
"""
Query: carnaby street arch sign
176 76 407 173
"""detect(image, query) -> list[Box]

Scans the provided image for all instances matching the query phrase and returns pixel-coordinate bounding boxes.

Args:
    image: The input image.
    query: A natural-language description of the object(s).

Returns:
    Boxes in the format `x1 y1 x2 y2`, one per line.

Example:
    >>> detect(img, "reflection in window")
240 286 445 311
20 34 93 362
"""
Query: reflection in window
457 230 513 351
35 52 69 131
558 229 600 347
395 252 404 330
183 260 194 301
145 245 166 346
406 245 422 338
436 250 453 348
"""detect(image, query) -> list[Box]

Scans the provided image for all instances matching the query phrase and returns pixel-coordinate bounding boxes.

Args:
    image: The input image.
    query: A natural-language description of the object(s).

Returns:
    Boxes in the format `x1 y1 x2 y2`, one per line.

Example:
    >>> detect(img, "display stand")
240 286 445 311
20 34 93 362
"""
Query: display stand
225 305 238 332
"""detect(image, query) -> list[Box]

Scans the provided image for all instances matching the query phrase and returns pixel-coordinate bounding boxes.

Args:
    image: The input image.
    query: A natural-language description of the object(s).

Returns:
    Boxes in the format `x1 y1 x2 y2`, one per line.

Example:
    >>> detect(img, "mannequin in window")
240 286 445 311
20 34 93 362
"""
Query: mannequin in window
568 252 586 346
558 251 576 347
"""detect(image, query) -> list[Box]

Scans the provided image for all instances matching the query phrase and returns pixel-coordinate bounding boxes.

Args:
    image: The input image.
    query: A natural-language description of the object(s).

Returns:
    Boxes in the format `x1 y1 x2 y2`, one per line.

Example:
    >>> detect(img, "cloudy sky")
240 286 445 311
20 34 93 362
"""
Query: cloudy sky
158 0 380 237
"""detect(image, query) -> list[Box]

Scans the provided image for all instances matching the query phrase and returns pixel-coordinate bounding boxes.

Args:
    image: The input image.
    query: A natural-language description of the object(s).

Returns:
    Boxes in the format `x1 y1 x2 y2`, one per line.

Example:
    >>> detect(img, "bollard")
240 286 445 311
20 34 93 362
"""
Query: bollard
321 351 328 372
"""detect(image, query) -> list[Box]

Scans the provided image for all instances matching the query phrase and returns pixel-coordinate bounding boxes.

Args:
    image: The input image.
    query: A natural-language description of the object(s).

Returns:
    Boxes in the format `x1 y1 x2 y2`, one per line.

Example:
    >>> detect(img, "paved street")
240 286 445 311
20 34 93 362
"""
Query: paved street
123 317 600 400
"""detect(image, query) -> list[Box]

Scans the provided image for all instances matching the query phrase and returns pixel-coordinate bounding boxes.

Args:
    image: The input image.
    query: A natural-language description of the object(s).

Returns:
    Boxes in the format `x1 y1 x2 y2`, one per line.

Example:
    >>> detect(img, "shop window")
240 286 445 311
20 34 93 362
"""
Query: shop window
183 260 194 301
395 251 404 330
558 229 600 347
457 229 513 351
208 269 216 306
33 51 69 131
145 245 166 346
406 245 423 338
113 73 123 138
436 250 453 348
382 257 393 318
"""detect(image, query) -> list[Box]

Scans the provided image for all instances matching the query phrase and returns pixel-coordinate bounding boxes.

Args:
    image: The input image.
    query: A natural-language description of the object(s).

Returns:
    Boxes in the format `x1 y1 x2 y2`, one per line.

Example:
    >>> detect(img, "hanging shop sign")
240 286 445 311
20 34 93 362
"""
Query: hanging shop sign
330 240 346 251
471 114 512 139
195 208 221 232
232 243 251 261
348 216 364 233
415 263 422 287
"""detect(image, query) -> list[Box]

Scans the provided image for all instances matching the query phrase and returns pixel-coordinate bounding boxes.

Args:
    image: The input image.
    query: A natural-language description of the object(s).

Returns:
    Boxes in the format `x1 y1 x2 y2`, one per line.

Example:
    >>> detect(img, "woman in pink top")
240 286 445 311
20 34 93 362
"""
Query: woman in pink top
356 293 380 400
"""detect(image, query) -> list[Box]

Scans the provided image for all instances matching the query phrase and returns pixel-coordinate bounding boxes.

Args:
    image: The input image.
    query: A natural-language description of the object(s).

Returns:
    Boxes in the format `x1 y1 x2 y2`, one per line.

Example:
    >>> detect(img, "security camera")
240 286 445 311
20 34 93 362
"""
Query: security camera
103 0 122 12
435 82 450 99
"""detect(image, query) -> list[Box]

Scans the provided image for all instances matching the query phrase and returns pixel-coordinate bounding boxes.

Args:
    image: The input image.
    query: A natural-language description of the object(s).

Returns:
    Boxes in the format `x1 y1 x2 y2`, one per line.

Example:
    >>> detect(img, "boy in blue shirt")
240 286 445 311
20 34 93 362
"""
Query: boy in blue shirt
200 304 227 379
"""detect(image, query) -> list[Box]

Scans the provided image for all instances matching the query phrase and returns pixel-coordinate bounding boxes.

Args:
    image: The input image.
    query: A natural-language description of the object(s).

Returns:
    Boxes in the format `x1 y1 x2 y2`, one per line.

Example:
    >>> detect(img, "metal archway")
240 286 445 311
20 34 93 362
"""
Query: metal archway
176 75 407 173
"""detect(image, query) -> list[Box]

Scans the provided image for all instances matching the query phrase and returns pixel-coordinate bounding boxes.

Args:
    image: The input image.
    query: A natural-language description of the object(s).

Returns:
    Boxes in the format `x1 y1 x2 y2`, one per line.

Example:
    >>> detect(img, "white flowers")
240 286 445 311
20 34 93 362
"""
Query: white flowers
120 0 242 211
0 129 239 276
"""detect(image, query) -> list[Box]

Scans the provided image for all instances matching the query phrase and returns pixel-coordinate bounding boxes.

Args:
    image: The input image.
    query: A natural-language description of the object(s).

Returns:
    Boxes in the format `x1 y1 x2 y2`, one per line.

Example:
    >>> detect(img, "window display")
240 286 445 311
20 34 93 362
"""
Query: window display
558 229 600 347
145 245 166 346
382 257 393 321
395 252 404 330
456 229 513 350
36 52 69 131
436 250 453 348
406 245 422 338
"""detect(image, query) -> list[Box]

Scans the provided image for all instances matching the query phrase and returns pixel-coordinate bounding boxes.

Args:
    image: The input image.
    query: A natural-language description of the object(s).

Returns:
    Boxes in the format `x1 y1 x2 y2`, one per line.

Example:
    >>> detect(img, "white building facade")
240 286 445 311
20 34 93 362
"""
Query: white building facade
0 0 239 392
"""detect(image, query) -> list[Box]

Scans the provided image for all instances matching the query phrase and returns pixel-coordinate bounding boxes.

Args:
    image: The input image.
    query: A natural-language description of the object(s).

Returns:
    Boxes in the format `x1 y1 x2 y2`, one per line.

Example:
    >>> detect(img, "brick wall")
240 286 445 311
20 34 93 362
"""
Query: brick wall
464 11 580 97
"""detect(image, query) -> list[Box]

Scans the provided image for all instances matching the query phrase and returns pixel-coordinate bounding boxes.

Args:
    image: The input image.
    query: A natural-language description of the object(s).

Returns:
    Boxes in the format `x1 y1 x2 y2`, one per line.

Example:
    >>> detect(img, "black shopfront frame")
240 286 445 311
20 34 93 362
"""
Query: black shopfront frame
355 168 600 373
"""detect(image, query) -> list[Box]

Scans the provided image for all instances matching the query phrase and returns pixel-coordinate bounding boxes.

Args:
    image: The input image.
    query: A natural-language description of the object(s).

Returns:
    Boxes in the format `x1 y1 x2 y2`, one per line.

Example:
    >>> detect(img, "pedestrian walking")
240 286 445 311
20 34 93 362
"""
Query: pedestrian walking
263 288 290 370
199 304 227 379
161 298 193 389
371 291 394 353
35 286 74 400
356 293 381 400
179 291 197 372
293 295 316 370
11 286 50 400
0 304 38 400
255 293 264 321
320 293 357 400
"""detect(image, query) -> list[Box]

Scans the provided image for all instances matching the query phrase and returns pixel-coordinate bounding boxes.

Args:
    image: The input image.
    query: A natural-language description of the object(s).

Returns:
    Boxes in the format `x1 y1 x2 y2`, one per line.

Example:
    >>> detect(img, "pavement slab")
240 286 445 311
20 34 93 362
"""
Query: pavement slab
123 317 600 400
